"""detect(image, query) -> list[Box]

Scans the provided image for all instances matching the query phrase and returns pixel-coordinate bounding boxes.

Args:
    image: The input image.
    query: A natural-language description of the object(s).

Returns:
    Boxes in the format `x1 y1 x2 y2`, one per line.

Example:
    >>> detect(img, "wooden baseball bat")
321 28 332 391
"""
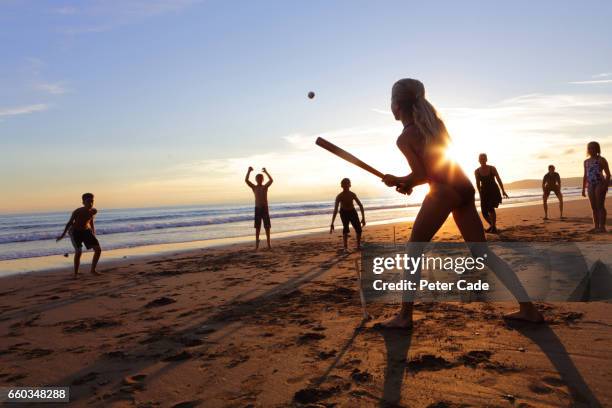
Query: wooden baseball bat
315 137 385 178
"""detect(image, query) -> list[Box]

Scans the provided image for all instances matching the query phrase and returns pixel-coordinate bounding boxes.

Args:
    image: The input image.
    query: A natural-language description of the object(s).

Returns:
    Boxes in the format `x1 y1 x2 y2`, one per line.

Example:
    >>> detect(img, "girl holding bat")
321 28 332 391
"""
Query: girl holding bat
379 79 543 329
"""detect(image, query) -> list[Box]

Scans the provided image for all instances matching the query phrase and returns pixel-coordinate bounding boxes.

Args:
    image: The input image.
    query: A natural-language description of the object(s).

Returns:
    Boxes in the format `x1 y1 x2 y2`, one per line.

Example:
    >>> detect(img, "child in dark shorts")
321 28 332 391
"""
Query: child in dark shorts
330 178 366 250
56 193 102 277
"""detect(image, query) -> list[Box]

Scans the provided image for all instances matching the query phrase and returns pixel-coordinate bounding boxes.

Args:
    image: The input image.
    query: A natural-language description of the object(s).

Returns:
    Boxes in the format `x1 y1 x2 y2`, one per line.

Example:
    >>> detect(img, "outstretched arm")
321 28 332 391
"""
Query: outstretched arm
262 167 273 187
245 167 255 188
57 212 76 241
330 197 339 233
542 175 547 191
493 166 509 198
355 195 366 226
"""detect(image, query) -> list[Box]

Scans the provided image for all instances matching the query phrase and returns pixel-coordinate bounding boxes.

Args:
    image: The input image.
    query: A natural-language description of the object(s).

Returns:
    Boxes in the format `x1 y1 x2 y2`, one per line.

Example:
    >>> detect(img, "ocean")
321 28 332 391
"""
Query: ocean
0 187 581 271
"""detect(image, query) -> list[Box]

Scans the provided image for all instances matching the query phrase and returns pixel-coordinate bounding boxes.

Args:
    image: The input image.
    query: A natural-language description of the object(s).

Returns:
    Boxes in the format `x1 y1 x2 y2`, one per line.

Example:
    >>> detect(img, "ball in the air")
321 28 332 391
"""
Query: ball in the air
307 91 315 99
64 253 69 258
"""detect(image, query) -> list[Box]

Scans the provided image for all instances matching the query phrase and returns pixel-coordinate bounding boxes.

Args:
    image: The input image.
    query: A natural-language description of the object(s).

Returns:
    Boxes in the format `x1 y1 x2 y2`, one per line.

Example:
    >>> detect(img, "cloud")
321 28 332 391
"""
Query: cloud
564 148 576 155
593 72 612 78
33 82 68 95
130 91 612 203
440 92 612 179
370 108 392 116
569 79 612 85
0 104 48 118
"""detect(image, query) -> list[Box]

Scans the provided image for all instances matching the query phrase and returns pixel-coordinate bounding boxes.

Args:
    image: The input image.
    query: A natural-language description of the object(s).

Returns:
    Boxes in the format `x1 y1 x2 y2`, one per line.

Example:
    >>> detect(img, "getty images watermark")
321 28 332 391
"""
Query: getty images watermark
360 242 612 303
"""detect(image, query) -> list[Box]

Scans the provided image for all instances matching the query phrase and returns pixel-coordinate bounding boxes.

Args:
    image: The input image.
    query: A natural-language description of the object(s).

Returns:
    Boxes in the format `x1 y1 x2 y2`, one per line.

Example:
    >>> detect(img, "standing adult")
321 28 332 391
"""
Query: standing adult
475 153 509 233
245 167 273 250
582 141 610 233
542 165 563 219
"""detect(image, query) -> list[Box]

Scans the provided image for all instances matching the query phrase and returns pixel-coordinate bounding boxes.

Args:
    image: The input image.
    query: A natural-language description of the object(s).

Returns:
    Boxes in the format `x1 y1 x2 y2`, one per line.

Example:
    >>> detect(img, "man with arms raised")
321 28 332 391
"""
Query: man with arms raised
245 167 273 250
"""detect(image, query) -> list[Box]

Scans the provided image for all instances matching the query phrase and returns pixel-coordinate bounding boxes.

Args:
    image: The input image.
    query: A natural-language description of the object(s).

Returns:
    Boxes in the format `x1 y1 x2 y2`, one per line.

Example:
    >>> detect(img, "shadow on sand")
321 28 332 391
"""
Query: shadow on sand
510 321 602 408
378 328 413 407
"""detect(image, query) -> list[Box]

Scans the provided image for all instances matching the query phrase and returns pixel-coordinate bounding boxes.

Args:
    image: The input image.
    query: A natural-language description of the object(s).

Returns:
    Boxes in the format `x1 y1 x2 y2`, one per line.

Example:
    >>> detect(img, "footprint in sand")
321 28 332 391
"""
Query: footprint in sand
162 350 192 362
144 296 177 308
171 401 203 408
72 371 99 385
529 383 554 395
406 355 453 372
542 376 566 387
293 386 341 405
21 348 53 359
297 332 326 344
121 374 147 391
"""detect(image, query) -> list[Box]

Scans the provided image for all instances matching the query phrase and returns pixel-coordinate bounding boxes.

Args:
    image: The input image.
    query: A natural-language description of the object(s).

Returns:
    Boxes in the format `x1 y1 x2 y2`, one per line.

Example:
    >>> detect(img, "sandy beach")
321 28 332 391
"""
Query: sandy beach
1 198 610 407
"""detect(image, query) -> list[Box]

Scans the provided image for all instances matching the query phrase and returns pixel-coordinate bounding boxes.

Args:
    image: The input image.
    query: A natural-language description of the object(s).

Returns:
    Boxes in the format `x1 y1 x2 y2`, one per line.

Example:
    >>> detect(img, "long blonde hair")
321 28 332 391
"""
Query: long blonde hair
392 78 449 146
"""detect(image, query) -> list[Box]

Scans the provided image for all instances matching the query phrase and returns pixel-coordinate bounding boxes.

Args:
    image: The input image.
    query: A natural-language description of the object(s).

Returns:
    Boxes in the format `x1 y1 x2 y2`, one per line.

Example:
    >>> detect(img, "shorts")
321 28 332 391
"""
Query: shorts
254 206 271 229
70 229 100 250
340 209 361 235
543 186 561 197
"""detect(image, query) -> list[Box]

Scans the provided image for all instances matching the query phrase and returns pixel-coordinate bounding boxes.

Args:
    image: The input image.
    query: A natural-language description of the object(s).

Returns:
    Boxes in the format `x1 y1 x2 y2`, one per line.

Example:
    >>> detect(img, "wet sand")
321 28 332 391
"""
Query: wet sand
0 198 610 407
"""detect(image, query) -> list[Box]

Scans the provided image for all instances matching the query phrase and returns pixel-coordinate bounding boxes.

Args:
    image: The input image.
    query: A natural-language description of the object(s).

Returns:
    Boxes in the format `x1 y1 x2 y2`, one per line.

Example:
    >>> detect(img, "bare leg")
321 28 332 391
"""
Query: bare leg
452 203 543 322
587 188 598 232
265 227 271 249
596 184 607 232
481 208 492 229
489 208 497 231
543 192 549 219
356 232 362 250
556 191 564 218
255 226 261 250
73 250 82 277
91 246 101 275
380 188 456 329
342 234 348 249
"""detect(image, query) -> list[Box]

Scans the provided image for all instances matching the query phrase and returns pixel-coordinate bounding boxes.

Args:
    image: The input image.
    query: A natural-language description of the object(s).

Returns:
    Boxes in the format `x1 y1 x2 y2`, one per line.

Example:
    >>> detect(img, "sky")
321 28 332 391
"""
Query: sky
1 0 612 213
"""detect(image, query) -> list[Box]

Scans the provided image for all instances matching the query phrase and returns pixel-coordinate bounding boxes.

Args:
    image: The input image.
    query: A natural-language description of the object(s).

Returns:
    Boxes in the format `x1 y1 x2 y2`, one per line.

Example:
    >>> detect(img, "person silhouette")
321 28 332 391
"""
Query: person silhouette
542 165 563 220
379 78 543 329
582 141 610 233
245 167 273 249
475 153 509 233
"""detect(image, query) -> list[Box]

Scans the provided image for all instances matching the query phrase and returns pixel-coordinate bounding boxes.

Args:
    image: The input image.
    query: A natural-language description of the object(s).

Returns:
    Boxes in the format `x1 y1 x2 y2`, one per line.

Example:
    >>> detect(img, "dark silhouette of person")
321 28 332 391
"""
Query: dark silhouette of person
582 141 610 233
245 167 273 250
379 78 542 329
475 153 509 233
330 178 366 250
543 164 563 219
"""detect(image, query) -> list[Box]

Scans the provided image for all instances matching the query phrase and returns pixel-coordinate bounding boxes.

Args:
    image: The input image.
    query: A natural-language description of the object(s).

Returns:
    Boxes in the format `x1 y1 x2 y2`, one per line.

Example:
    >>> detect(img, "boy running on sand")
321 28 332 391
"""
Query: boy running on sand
56 193 102 277
245 167 273 250
330 178 366 250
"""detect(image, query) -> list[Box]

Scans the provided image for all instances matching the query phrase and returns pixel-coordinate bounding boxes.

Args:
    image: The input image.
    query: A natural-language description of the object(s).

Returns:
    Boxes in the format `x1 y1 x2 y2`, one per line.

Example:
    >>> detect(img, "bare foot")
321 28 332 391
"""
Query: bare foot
543 216 549 220
504 305 544 323
374 314 413 330
587 228 599 233
91 270 101 276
